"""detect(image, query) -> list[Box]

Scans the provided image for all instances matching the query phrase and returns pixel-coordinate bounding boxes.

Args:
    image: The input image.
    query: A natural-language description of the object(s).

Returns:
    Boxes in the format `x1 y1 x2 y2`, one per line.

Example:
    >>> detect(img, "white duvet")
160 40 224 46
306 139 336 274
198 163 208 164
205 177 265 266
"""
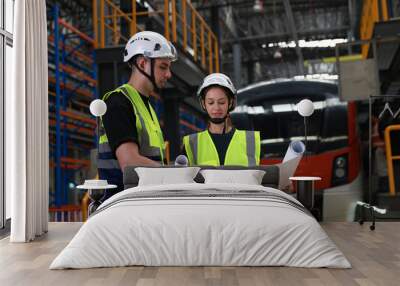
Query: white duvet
50 183 351 269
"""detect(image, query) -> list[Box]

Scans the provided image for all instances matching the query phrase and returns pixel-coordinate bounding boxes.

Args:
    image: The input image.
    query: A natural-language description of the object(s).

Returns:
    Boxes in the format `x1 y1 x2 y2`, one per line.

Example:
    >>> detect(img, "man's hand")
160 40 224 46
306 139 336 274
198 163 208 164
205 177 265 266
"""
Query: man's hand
116 142 161 170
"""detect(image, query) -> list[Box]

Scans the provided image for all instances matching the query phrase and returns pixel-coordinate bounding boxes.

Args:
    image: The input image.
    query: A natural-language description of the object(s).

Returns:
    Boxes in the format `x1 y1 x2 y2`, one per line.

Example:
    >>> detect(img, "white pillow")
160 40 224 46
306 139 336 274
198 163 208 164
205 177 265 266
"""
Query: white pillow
200 169 266 185
135 167 200 186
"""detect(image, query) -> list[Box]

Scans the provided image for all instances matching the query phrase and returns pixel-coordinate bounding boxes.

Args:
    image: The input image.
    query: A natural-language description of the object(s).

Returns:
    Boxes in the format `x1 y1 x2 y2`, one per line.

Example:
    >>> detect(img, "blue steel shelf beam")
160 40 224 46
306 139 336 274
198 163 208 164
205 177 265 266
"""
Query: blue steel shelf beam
53 5 62 208
49 4 97 209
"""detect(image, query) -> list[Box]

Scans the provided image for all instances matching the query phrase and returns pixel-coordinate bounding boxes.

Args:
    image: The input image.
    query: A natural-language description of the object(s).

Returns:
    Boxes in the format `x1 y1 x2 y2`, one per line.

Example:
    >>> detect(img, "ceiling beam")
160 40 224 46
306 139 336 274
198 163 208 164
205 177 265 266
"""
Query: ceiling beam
222 27 350 44
195 0 348 11
283 0 304 75
222 47 344 65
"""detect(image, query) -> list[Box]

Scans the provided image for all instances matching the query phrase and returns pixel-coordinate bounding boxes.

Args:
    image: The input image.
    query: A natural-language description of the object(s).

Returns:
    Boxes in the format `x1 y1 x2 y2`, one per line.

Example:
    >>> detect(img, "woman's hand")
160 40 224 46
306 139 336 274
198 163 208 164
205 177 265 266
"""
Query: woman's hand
282 182 295 193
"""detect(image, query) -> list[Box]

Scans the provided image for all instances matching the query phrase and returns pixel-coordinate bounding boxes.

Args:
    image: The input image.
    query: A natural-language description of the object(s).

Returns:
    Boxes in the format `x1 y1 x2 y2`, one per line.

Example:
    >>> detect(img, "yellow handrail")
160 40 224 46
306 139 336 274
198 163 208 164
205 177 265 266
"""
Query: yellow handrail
164 0 170 40
93 0 98 48
172 0 177 42
360 0 389 58
93 0 219 73
81 192 89 222
131 0 136 36
208 31 212 73
214 37 219 73
192 9 197 60
200 22 205 68
182 0 187 50
384 124 400 196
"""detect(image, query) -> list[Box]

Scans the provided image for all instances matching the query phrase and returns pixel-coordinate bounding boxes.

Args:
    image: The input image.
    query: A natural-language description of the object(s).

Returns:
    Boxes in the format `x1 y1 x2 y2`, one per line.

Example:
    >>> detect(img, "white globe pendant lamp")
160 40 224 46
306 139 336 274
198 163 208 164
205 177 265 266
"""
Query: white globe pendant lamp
296 99 315 156
89 99 107 146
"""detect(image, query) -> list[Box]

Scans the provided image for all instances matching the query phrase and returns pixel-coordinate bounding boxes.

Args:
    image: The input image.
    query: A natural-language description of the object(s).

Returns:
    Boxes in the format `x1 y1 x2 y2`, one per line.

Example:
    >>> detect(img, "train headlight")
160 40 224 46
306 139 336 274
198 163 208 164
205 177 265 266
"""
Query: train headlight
332 155 348 186
335 168 346 178
335 156 346 168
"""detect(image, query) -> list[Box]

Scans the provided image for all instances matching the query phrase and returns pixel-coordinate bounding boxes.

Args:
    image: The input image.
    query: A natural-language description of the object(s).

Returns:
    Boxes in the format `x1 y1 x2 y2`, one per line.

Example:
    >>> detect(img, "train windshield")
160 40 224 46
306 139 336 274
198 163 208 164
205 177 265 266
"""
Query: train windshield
231 80 348 158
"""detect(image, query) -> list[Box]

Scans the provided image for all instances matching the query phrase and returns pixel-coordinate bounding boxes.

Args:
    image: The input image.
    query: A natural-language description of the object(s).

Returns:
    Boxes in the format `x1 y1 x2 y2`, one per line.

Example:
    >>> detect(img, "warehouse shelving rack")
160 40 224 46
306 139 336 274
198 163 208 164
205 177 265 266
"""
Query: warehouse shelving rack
47 4 98 219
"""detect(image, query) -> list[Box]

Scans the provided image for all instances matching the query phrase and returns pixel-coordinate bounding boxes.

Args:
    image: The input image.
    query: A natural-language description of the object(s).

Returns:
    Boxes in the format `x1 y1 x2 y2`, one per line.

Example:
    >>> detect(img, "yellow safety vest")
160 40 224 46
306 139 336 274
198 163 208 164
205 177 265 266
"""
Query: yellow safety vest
98 84 165 174
183 129 260 166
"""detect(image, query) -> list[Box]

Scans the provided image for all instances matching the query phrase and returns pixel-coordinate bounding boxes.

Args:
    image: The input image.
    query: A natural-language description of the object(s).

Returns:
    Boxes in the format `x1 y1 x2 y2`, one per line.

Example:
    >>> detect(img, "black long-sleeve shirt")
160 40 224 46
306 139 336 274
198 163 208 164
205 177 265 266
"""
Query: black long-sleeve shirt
102 91 153 158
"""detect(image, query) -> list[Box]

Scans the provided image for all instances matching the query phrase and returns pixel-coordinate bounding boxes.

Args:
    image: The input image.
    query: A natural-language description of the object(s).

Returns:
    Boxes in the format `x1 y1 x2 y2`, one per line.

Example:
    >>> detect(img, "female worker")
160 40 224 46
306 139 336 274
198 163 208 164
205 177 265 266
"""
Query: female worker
183 73 260 166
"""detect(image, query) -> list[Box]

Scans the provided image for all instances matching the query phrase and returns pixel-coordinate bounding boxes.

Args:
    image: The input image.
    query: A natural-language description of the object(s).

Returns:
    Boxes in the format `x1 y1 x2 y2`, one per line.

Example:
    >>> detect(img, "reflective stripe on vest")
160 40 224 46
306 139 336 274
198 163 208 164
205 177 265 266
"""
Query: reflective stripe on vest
245 130 256 166
98 84 165 161
97 84 165 186
131 103 164 158
119 85 165 161
189 132 198 165
184 130 260 166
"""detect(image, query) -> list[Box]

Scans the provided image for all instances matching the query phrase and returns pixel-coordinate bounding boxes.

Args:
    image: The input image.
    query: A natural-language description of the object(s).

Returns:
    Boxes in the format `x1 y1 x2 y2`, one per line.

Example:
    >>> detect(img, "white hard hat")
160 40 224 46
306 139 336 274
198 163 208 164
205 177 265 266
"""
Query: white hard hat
197 73 237 112
197 73 236 98
123 31 178 62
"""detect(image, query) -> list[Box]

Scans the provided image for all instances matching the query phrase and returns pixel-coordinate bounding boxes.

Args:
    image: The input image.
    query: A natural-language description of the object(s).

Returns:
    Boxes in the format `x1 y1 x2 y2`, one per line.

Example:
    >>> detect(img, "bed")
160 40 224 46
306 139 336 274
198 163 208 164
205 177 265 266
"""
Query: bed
50 165 350 269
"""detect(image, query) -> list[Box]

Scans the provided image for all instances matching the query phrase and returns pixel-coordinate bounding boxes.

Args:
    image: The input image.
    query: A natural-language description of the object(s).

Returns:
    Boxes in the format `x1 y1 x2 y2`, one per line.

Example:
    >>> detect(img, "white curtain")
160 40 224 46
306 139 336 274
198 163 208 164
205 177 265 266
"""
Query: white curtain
7 0 49 242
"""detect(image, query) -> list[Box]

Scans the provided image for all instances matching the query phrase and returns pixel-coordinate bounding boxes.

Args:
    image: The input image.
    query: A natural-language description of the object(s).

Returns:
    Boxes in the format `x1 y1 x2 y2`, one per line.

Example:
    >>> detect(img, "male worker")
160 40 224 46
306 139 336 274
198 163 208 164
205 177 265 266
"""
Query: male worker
98 31 177 197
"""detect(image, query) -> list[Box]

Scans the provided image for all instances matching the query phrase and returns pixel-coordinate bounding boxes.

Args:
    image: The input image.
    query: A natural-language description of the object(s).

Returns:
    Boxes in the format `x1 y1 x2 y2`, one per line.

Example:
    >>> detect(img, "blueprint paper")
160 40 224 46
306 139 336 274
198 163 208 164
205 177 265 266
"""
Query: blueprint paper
278 141 305 189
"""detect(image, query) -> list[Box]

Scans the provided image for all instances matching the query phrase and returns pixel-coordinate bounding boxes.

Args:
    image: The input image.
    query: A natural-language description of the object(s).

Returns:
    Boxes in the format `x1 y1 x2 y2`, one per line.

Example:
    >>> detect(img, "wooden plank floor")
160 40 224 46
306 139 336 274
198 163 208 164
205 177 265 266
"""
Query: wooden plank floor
0 222 399 286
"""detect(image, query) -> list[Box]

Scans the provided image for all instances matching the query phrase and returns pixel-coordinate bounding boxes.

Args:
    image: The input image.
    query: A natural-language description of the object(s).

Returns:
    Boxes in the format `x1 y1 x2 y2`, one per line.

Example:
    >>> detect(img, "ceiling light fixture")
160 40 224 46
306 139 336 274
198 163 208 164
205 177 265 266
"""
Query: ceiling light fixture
253 0 263 12
273 49 282 59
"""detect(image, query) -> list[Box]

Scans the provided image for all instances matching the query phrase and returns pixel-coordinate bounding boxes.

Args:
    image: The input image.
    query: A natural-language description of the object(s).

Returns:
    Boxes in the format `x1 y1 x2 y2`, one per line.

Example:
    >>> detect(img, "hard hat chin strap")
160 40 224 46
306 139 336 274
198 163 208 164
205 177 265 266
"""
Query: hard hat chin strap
133 58 161 93
209 116 227 124
208 114 229 134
